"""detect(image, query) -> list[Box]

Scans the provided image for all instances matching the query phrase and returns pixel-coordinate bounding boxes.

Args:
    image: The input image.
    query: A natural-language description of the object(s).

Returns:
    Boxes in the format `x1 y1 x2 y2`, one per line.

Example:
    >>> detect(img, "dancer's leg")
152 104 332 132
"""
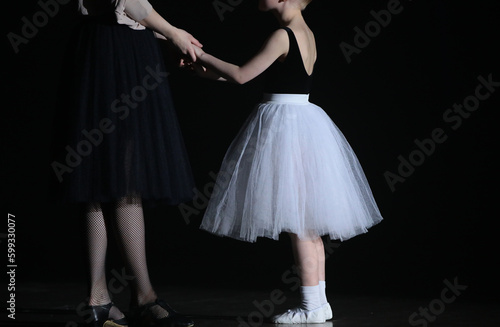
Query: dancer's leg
86 203 111 306
292 235 327 304
272 233 325 323
112 196 168 318
314 237 333 320
289 233 319 286
86 203 126 322
314 237 325 283
314 237 328 305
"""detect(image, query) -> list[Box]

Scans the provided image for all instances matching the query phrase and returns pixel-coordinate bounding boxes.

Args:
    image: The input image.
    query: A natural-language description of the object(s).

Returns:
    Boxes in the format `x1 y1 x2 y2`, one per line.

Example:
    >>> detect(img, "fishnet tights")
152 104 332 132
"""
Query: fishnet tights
86 196 168 319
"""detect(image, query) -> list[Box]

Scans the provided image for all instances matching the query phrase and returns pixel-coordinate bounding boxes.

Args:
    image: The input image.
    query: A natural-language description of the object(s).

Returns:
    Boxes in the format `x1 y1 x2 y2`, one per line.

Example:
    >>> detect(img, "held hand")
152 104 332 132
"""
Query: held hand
179 45 205 67
170 28 203 62
179 57 205 73
192 44 205 60
190 62 209 76
185 62 225 81
179 45 224 81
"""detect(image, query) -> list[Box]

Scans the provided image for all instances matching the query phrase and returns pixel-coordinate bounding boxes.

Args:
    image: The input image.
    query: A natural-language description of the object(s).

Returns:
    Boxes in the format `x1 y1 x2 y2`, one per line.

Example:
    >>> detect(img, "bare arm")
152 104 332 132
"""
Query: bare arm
194 29 289 84
138 9 202 61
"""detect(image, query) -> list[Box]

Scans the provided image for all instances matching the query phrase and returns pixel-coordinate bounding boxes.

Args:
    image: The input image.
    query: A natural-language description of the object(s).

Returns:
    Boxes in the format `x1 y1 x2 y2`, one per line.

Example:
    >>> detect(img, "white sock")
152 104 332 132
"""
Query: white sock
319 280 328 305
300 285 322 311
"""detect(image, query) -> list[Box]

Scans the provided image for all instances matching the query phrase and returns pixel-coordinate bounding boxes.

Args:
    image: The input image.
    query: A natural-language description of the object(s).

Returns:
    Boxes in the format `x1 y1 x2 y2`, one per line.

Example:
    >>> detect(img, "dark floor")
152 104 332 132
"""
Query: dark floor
1 281 499 327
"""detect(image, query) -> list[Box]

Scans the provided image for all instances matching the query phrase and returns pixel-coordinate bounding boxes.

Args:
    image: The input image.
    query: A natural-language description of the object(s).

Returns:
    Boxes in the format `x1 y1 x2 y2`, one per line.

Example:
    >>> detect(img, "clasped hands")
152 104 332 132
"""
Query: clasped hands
167 28 207 73
178 44 206 75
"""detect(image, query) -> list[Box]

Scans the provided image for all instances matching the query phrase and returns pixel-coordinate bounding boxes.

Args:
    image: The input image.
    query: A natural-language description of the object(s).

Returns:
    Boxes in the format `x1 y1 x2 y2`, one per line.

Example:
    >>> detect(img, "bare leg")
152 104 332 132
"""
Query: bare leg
289 233 320 286
314 237 325 282
272 233 325 323
314 237 332 320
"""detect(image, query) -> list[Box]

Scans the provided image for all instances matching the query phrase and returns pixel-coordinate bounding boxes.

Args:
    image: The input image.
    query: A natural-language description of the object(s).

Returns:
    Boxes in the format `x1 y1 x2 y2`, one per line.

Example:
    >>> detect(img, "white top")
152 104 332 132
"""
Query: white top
78 0 153 30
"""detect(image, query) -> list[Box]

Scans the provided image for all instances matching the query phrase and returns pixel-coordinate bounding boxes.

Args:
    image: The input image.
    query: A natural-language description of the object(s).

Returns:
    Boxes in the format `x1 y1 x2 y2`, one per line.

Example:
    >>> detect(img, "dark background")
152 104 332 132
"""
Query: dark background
3 0 499 307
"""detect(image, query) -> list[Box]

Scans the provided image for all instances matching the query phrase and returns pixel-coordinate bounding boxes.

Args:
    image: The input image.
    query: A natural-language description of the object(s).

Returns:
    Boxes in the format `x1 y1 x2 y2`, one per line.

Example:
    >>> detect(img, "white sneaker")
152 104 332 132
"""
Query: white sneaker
322 302 333 320
271 306 326 324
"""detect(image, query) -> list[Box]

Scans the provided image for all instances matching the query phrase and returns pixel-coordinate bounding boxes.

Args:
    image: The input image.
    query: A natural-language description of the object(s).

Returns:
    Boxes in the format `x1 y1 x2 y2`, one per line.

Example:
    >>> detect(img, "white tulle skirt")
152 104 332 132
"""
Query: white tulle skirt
200 93 383 242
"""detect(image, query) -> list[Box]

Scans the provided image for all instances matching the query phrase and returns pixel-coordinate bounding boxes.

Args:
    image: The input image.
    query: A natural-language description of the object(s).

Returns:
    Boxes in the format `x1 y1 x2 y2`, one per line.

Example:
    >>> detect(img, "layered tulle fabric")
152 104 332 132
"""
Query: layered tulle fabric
50 16 194 206
200 94 383 242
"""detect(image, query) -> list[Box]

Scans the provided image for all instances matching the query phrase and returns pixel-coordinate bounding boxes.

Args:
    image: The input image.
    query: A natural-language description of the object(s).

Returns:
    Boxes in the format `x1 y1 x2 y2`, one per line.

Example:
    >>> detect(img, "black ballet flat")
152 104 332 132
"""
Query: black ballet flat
130 298 194 327
87 302 128 327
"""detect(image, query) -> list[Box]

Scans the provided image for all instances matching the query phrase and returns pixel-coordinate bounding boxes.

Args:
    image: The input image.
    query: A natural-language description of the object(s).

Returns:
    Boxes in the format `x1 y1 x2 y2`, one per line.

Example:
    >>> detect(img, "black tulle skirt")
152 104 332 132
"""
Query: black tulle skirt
50 16 195 206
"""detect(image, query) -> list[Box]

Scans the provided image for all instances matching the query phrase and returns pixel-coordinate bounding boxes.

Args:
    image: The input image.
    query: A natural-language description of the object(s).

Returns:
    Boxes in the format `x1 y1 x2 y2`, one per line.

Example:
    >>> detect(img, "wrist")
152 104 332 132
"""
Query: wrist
159 24 177 40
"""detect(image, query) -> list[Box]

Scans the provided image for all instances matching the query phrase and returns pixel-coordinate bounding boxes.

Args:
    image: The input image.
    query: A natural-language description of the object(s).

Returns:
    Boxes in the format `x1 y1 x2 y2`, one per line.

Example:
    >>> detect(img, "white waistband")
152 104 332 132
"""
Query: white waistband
262 93 310 104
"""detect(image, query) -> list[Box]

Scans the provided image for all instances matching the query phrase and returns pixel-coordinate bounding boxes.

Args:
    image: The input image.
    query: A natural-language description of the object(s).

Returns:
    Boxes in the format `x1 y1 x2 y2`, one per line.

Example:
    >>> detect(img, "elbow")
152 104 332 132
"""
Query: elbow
233 73 249 85
231 68 251 85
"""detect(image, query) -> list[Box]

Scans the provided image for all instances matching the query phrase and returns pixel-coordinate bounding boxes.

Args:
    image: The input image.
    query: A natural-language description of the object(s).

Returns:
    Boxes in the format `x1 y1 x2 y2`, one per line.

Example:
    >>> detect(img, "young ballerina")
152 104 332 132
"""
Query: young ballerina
186 0 383 323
